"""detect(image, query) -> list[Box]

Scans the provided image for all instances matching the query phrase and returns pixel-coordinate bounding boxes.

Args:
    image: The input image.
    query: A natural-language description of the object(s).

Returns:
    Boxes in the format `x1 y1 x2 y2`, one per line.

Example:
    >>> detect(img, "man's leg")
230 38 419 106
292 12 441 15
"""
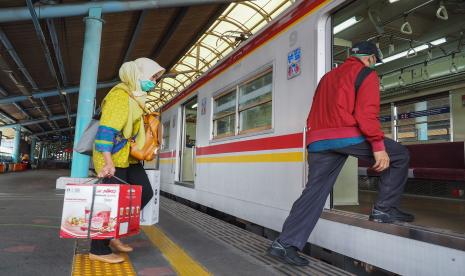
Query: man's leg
335 138 411 221
278 151 348 250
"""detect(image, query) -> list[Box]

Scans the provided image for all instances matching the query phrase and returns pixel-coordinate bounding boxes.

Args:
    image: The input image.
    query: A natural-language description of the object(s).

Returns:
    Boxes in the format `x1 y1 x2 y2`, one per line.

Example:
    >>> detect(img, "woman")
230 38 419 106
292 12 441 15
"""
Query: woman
90 57 165 263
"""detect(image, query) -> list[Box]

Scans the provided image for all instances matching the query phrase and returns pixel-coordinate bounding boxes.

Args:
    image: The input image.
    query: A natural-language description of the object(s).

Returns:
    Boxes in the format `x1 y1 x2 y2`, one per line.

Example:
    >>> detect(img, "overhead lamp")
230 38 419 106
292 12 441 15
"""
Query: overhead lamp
377 37 447 65
334 16 363 35
191 103 198 109
389 0 401 3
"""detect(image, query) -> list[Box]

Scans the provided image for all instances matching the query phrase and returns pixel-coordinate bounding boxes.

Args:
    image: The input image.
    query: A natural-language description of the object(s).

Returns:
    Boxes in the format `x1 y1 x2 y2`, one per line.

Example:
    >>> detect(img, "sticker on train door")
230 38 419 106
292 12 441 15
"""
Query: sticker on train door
288 47 301 79
200 98 207 115
172 115 176 129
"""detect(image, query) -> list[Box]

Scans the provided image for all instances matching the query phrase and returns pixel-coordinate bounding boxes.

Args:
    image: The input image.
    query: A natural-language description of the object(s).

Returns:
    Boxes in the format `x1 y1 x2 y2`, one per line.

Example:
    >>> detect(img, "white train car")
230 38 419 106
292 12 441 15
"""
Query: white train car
158 0 465 275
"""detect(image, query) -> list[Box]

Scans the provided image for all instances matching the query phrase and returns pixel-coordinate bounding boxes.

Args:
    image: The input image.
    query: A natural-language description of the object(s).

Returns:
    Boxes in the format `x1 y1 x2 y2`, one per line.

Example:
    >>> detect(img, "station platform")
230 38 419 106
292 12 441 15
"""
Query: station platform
0 170 353 276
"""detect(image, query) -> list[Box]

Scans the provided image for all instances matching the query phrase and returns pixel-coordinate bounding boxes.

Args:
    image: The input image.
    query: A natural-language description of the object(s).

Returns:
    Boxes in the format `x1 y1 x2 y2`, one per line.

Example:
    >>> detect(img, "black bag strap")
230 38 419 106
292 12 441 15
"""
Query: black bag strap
86 177 103 239
92 106 102 120
354 67 374 95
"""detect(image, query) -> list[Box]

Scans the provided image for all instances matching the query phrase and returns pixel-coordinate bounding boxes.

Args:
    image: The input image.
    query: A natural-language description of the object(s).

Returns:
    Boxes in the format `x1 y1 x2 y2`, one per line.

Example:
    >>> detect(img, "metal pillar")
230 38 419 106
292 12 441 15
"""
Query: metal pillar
71 7 103 177
0 1 237 23
415 102 428 141
12 127 21 163
39 142 43 161
30 136 37 164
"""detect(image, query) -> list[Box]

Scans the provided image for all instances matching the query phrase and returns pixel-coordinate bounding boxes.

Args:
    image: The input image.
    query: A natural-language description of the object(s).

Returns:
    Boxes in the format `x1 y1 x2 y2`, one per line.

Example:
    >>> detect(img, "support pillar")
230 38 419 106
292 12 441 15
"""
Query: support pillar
45 144 49 160
415 102 428 141
12 127 21 163
38 142 43 161
71 7 103 177
450 88 465 142
30 136 37 164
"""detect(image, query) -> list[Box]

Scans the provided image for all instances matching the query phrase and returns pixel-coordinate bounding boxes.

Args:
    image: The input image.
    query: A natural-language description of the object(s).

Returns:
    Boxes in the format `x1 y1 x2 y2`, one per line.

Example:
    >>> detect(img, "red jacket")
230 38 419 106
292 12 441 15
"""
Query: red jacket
306 57 385 152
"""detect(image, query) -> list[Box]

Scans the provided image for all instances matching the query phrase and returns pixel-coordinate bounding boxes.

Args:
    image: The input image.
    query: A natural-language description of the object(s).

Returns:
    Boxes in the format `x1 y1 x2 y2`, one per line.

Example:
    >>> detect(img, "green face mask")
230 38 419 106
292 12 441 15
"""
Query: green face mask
352 54 376 68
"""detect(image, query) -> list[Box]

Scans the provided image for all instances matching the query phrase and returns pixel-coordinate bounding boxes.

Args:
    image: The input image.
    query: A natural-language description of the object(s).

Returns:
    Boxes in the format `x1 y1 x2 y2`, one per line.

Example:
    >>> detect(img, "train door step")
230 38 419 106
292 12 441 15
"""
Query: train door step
321 209 465 252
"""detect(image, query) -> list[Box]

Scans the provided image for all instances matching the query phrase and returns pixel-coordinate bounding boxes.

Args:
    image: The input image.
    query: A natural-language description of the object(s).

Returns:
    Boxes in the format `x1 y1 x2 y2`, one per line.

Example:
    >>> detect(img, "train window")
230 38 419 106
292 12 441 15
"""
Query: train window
213 90 236 138
162 121 170 149
211 69 273 139
332 0 465 234
380 105 393 139
238 71 272 134
396 97 450 143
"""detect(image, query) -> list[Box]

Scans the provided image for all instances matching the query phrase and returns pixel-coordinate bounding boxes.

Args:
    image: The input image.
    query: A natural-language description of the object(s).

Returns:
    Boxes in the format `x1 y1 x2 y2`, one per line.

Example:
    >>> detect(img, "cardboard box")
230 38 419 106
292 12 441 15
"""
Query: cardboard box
56 177 95 190
140 170 160 225
60 184 141 239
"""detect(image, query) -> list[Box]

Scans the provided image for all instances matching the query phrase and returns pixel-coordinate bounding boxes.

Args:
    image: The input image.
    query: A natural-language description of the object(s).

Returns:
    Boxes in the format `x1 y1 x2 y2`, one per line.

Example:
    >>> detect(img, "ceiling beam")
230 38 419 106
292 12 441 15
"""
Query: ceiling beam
0 85 7 97
122 10 148 63
33 126 74 137
0 0 240 23
152 7 189 59
0 28 57 129
0 113 77 129
26 0 72 126
46 19 69 86
0 80 119 105
166 4 228 70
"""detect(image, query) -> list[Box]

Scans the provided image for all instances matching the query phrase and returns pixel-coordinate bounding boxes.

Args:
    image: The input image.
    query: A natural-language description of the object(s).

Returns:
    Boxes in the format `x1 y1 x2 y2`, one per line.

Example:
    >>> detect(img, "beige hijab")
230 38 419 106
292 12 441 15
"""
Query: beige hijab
116 58 165 150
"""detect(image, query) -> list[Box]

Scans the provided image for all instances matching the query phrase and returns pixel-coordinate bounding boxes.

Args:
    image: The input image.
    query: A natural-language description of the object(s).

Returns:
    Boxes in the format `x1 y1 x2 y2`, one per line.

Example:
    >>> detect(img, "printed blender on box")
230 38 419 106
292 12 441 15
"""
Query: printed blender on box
60 184 141 239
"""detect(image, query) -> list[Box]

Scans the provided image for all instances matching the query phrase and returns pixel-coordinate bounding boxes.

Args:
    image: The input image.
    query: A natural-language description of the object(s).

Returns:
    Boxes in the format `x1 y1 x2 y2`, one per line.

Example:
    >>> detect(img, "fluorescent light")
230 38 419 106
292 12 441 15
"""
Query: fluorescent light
430 37 447 45
191 103 198 108
389 0 401 3
377 37 447 64
334 16 362 34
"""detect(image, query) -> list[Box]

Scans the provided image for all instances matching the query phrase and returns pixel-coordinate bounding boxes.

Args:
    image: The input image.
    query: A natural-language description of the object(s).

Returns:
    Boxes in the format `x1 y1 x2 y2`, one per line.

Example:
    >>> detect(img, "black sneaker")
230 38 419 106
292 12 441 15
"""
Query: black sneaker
369 207 415 223
267 239 309 266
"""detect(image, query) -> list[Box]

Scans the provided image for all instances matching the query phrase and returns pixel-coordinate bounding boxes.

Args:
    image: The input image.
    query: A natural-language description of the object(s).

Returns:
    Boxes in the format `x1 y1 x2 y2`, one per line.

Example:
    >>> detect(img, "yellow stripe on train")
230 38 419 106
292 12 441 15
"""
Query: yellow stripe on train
196 152 304 163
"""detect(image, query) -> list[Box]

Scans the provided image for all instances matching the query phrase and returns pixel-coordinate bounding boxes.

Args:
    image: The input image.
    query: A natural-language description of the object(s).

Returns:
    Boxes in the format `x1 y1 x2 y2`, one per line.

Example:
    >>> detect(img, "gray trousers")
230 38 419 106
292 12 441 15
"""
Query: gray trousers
278 138 409 250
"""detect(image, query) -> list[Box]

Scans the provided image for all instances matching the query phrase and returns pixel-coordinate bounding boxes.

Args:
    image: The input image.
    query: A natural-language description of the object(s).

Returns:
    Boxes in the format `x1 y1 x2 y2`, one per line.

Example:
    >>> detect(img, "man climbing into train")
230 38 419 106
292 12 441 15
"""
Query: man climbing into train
268 41 414 266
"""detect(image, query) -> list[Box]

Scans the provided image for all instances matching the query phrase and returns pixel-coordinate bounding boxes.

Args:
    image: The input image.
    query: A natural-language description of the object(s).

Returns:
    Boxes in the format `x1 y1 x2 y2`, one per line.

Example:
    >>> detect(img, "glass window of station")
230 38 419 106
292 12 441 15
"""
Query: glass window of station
331 0 465 235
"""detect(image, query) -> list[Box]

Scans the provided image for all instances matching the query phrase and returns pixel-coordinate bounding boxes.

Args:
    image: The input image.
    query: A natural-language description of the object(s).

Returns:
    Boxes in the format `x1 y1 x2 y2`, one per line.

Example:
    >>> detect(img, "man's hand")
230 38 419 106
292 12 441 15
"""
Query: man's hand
372 151 390 172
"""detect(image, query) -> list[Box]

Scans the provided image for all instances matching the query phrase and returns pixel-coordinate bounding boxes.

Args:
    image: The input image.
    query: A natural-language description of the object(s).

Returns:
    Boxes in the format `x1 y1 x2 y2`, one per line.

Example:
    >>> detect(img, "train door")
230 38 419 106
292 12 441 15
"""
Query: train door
179 96 197 185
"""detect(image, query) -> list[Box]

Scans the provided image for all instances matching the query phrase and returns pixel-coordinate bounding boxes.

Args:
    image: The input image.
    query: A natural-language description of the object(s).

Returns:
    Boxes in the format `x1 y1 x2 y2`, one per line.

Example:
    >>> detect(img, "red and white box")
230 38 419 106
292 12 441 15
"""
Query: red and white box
60 183 141 239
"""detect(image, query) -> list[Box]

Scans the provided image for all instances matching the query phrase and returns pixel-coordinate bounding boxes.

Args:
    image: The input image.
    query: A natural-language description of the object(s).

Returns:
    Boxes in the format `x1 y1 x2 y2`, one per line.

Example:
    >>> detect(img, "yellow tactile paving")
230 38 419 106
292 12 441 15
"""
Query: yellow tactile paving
72 253 136 276
142 225 212 276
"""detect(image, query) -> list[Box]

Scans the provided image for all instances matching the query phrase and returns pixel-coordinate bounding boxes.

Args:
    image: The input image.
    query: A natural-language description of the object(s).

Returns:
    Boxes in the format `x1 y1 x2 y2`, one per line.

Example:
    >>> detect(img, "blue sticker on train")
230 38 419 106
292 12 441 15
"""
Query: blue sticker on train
287 48 301 79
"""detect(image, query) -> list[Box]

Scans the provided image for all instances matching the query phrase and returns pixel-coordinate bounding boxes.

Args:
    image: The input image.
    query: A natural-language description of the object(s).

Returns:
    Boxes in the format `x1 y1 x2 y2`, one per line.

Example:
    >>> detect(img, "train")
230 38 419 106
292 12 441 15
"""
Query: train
155 0 465 275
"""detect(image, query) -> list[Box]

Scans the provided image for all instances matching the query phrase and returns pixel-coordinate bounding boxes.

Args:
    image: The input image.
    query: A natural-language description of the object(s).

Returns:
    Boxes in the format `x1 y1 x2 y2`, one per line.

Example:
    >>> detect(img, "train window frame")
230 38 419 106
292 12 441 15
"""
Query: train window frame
394 95 452 144
237 69 273 135
212 89 237 139
210 66 274 141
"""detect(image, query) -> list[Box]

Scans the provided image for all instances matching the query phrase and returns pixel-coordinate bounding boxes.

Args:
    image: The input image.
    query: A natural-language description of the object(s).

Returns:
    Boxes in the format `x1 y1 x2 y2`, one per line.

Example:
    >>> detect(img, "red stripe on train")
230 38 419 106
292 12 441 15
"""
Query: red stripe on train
162 0 327 111
196 133 303 156
159 151 175 158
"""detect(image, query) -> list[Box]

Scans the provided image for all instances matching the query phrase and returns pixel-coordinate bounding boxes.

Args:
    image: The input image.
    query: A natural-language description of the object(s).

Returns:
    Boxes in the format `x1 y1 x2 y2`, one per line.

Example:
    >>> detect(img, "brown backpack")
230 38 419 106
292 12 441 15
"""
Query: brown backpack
130 112 160 161
124 90 160 161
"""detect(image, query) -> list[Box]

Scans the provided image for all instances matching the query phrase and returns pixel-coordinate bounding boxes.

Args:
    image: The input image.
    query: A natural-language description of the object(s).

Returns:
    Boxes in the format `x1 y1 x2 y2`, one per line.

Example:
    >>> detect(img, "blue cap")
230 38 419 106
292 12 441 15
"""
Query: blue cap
350 41 383 63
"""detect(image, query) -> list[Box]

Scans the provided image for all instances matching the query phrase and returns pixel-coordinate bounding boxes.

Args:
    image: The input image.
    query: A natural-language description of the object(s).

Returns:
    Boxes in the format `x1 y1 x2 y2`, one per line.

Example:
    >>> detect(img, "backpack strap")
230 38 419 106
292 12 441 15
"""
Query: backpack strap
354 67 374 94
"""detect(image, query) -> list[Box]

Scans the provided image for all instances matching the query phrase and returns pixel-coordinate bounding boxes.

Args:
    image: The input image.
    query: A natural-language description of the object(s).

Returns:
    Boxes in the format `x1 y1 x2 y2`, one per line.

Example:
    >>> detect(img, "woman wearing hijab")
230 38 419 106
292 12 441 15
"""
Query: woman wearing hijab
90 57 165 263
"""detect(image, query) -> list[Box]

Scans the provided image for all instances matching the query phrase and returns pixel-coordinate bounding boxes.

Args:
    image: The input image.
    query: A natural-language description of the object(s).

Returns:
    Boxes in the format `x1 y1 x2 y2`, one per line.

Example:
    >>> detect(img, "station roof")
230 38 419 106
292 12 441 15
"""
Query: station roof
0 0 295 141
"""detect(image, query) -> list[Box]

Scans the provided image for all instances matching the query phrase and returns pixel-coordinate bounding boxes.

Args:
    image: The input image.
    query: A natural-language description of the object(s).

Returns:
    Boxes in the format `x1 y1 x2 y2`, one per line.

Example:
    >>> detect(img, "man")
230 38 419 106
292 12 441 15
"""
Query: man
268 41 413 266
